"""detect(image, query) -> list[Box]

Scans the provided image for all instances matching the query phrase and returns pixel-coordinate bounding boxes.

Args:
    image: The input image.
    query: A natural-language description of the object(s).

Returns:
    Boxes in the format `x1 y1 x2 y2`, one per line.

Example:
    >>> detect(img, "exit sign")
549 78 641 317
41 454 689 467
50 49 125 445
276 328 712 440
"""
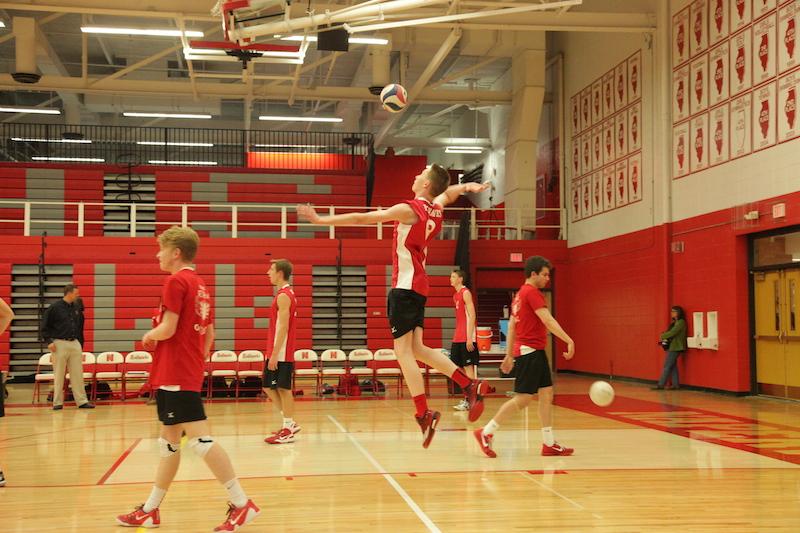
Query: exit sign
510 253 523 262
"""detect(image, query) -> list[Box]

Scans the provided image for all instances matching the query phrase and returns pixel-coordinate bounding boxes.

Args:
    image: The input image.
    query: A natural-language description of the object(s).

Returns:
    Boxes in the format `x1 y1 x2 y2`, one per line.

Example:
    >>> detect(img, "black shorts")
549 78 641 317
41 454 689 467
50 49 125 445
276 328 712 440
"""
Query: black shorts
263 362 294 390
513 350 553 394
156 389 207 426
450 342 479 367
387 288 426 339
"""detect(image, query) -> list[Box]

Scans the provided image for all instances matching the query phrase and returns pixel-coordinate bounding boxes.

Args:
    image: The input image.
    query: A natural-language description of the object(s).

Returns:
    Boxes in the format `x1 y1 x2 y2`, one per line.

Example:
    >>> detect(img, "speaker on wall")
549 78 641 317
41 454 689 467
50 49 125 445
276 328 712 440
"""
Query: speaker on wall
317 27 349 52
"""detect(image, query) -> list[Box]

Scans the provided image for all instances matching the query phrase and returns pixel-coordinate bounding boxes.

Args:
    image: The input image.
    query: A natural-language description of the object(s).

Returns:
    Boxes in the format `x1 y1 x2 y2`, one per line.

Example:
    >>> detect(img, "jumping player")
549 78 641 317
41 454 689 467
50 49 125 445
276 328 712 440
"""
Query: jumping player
297 164 489 448
473 255 575 458
116 226 259 531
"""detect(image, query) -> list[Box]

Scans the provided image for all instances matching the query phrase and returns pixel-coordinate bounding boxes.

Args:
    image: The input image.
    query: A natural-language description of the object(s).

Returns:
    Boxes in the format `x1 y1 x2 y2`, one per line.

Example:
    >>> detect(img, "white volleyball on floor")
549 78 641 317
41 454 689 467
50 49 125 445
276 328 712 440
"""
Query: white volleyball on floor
589 380 615 407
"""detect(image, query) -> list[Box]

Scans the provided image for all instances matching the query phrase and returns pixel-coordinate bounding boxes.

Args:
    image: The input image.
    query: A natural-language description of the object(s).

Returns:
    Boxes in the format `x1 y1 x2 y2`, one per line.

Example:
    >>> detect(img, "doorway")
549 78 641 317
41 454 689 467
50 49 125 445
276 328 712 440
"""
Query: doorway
753 268 800 399
752 228 800 399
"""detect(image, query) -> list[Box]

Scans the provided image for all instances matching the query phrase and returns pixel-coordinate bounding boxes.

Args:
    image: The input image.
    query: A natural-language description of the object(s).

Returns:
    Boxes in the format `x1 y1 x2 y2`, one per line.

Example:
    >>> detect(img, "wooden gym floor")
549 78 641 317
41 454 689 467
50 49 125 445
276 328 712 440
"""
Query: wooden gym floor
1 374 799 532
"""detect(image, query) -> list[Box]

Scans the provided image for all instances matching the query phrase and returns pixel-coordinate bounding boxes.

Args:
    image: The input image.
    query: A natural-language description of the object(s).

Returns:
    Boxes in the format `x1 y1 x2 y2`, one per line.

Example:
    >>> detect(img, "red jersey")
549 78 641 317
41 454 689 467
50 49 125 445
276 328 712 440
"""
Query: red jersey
151 268 213 392
511 283 548 356
267 284 297 362
452 287 474 342
392 198 443 296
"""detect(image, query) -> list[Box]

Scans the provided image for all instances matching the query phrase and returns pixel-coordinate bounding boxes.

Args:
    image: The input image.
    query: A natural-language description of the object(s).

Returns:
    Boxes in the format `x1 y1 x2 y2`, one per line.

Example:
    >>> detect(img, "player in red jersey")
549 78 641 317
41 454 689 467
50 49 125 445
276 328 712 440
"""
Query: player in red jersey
117 226 260 532
262 259 300 445
449 269 478 411
297 164 490 448
0 297 13 487
474 255 576 458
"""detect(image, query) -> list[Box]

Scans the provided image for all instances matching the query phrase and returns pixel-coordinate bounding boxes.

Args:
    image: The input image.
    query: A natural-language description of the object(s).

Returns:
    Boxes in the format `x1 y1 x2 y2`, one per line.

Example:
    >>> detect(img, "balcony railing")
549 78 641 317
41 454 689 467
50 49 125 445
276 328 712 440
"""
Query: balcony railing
0 123 372 172
0 200 564 240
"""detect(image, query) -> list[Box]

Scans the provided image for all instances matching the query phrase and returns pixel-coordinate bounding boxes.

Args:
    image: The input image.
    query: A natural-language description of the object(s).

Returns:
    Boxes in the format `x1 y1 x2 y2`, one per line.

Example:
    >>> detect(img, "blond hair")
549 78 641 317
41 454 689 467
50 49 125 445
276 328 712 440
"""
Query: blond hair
158 226 199 262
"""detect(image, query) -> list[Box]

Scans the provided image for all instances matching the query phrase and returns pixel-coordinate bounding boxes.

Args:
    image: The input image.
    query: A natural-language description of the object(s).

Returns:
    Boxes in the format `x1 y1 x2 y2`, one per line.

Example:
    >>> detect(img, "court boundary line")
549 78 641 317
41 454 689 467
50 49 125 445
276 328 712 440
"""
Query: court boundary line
516 471 603 520
96 438 142 485
327 414 442 533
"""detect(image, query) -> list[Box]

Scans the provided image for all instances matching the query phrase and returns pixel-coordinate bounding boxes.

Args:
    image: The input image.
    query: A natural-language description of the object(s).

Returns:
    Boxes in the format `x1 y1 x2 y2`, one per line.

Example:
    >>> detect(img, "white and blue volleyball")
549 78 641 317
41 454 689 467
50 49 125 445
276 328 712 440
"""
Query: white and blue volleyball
380 83 408 113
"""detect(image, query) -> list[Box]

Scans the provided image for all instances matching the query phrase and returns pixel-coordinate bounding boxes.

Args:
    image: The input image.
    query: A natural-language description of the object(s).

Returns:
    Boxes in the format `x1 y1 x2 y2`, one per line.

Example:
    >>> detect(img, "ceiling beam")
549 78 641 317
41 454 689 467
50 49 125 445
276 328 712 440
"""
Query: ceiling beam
0 74 512 104
426 56 505 91
0 11 64 45
91 44 182 85
375 27 462 147
0 2 217 21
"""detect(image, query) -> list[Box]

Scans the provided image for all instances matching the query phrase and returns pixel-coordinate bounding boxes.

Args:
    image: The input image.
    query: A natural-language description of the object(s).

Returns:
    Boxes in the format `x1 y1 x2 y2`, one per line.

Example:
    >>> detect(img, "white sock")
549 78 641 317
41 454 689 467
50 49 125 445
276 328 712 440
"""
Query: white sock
223 478 248 508
143 486 166 512
283 417 294 429
541 426 555 446
484 419 500 436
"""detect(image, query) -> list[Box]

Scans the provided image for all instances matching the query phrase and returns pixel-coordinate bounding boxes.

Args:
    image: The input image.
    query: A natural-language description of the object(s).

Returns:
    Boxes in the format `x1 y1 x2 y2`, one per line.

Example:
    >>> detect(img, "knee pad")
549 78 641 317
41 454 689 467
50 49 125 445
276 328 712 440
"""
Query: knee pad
158 437 181 458
188 436 214 458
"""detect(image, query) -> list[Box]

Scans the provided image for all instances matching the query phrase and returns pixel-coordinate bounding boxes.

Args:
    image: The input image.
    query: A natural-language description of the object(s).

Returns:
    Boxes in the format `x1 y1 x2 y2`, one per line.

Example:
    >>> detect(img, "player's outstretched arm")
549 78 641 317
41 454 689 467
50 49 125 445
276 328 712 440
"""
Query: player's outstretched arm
434 182 490 207
297 202 416 226
534 308 575 360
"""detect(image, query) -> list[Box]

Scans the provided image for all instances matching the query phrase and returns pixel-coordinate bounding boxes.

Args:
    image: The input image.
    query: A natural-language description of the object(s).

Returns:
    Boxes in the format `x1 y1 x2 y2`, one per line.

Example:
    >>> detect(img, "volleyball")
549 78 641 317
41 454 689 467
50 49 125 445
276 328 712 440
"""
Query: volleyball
589 380 615 407
380 83 408 113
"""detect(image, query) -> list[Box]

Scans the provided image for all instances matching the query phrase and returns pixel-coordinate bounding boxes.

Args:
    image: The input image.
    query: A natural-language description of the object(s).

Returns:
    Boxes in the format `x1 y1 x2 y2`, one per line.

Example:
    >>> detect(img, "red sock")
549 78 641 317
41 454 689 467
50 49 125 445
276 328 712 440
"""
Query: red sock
450 368 472 389
412 394 428 417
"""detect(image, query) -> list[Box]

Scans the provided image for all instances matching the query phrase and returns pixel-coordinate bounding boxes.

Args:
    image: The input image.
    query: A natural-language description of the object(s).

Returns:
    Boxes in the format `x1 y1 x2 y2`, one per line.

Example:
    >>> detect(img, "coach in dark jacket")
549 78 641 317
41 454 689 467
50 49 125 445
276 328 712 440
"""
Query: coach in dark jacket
41 284 94 410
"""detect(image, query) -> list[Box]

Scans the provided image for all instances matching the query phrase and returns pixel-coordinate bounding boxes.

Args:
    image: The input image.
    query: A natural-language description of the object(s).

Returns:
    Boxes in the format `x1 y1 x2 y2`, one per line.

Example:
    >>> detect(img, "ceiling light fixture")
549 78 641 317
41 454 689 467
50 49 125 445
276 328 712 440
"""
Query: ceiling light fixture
81 27 203 37
253 144 328 148
148 160 218 166
137 141 214 147
124 112 212 119
32 156 105 162
0 106 61 115
277 35 388 45
445 146 484 154
12 137 92 144
258 115 343 123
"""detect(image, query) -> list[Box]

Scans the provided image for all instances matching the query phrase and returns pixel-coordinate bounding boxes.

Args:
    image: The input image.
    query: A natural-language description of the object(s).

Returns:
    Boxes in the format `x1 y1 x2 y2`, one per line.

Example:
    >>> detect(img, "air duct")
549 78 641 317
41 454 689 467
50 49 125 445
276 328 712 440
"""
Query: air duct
13 17 41 84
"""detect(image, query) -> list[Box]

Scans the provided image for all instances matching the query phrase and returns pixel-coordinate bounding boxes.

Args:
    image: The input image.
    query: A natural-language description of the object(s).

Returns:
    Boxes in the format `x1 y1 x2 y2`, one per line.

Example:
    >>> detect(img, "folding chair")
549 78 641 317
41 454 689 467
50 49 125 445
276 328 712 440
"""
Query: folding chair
123 351 152 401
293 349 320 395
348 348 375 394
373 348 403 397
32 353 54 403
93 351 124 401
208 350 237 399
320 349 347 393
236 350 264 397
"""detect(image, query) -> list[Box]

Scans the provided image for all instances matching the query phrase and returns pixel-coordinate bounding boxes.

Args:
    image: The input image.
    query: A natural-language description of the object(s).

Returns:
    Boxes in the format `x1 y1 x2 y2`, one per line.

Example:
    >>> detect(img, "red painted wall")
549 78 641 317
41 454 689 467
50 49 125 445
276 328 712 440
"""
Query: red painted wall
0 236 566 359
371 154 427 208
562 189 800 393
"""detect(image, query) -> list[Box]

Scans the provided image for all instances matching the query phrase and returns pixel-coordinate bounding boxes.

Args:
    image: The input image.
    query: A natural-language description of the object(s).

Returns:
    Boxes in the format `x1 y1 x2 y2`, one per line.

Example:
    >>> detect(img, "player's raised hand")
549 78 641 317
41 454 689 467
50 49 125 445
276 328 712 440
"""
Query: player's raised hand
296 204 319 223
465 182 491 193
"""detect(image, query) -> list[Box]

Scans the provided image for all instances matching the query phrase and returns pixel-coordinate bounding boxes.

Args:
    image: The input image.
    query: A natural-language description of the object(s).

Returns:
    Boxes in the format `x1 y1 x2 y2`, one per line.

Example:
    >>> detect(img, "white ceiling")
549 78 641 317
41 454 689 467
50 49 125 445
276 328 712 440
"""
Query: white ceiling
0 1 657 149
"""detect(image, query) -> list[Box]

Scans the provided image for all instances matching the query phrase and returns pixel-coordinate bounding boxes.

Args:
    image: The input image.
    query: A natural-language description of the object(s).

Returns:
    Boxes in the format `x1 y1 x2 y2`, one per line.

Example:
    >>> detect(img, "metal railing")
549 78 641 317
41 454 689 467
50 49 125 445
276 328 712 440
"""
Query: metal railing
0 123 373 171
0 200 564 240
